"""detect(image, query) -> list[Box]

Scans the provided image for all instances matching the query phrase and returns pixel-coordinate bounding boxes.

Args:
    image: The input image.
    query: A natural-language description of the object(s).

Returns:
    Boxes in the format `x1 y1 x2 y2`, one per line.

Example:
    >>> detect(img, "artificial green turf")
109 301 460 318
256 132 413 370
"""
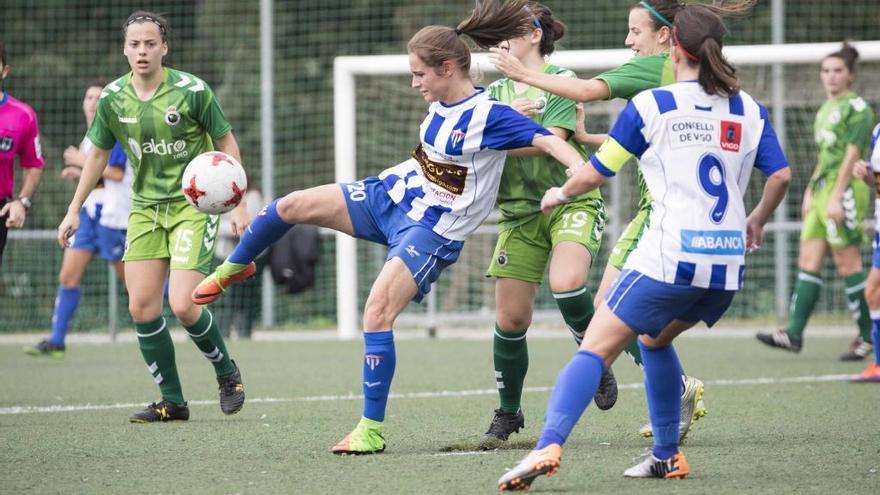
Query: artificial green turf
2 335 878 494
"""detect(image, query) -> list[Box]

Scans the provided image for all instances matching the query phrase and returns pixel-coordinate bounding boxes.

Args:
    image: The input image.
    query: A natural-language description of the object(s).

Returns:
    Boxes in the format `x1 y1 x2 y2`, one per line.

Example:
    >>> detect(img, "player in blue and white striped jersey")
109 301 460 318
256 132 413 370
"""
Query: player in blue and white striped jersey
194 0 591 454
851 123 880 382
498 3 790 490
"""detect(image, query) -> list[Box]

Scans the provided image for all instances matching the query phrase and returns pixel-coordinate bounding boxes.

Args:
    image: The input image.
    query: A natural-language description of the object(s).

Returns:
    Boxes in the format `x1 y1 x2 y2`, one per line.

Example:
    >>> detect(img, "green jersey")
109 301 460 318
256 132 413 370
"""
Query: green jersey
88 68 233 207
489 64 599 227
811 91 874 187
596 54 675 211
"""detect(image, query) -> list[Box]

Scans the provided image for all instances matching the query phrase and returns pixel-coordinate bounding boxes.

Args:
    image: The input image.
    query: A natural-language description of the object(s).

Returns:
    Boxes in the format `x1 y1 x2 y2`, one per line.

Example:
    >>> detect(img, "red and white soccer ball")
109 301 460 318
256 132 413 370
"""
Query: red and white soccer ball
182 151 247 215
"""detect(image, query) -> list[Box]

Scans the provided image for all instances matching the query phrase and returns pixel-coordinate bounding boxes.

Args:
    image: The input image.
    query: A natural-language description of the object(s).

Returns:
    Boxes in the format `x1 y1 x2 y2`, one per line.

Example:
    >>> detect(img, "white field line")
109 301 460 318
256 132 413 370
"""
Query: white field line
0 374 851 416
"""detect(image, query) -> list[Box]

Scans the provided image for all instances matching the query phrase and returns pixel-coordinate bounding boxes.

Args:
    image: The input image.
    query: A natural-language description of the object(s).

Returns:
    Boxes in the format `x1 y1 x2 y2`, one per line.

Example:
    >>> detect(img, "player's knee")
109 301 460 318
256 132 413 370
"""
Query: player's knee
363 296 395 330
497 312 532 332
58 270 81 288
128 300 160 322
549 273 586 293
276 191 305 223
865 279 880 308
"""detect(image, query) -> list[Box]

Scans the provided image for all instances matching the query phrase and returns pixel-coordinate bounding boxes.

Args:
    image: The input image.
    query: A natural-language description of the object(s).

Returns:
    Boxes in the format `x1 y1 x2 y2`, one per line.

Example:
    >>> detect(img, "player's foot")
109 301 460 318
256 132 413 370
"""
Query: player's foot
497 444 562 491
839 337 873 361
191 261 257 305
331 417 386 455
479 408 525 450
639 376 706 442
756 329 802 353
217 361 245 415
23 339 65 359
128 400 189 423
850 363 880 383
623 450 689 479
593 366 618 411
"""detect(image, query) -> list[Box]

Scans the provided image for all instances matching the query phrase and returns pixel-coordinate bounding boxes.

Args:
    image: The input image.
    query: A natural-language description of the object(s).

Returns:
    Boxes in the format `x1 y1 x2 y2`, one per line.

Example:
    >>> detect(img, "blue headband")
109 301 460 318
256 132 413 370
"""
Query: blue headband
523 5 542 30
639 1 673 28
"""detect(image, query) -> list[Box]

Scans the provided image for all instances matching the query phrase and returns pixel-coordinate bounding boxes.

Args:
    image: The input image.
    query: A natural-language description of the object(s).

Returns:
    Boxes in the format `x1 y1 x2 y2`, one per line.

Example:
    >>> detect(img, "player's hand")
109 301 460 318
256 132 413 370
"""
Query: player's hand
853 159 870 180
63 146 86 168
57 209 80 248
1 200 26 229
800 188 812 219
573 103 589 143
489 47 528 82
60 166 82 181
745 214 764 253
230 201 251 237
826 196 844 225
540 187 564 215
511 98 537 117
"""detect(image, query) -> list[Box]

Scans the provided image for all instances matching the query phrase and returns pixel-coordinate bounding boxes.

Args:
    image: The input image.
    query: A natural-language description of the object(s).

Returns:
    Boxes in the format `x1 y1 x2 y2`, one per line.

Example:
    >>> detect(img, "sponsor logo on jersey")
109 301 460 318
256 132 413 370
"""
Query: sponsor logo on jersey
680 229 745 255
118 116 138 124
132 138 189 160
164 106 181 126
668 118 716 149
412 144 467 195
0 135 13 153
720 120 742 152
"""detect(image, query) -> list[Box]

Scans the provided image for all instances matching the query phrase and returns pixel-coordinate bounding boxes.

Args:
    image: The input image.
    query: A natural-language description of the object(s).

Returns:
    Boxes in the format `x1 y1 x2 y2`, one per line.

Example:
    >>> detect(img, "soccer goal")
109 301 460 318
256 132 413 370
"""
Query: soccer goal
334 41 880 339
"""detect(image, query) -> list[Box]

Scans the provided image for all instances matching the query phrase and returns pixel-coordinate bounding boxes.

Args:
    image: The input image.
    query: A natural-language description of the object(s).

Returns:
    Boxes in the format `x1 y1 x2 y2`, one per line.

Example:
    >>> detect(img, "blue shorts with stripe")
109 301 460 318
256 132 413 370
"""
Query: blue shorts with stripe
873 233 880 269
70 205 126 262
340 177 463 302
604 269 736 338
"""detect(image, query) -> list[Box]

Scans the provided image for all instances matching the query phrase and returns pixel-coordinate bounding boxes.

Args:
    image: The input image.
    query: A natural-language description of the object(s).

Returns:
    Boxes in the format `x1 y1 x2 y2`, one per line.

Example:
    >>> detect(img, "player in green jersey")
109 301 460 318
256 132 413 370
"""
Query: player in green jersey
757 42 875 360
56 11 250 423
479 2 611 449
490 0 756 441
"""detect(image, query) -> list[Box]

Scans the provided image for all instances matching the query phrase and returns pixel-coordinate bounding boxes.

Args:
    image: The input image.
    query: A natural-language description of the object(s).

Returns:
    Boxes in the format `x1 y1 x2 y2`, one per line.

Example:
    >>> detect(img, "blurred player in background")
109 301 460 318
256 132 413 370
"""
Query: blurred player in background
194 0 592 455
490 0 732 442
56 11 250 423
850 123 880 382
25 80 132 358
497 3 790 489
0 41 44 266
479 1 613 450
757 42 874 361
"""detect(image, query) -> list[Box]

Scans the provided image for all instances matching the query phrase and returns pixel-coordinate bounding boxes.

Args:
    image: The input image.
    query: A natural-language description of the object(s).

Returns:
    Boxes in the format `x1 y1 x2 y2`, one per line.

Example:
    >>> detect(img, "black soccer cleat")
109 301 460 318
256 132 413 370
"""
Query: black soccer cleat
217 361 245 415
128 400 190 423
756 329 802 353
839 336 873 361
479 408 525 450
594 366 619 410
23 339 65 359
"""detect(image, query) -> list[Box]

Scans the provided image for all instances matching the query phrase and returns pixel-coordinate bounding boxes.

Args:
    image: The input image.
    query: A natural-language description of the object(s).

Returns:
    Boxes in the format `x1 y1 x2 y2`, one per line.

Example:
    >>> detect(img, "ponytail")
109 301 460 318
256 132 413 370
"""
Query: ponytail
825 41 860 74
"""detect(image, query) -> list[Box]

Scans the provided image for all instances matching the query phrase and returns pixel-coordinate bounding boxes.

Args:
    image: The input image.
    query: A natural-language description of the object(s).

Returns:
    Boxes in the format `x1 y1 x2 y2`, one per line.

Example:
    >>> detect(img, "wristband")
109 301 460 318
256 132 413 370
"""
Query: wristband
555 188 571 203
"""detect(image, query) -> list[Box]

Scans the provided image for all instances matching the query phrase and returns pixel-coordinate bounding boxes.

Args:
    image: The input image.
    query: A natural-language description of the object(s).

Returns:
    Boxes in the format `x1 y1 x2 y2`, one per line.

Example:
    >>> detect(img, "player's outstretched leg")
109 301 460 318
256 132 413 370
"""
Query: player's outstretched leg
332 330 396 454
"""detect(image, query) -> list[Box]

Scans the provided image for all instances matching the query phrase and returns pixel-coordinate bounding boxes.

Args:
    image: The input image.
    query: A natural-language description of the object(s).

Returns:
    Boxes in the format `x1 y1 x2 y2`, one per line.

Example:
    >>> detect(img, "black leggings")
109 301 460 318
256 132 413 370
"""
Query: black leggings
0 198 9 267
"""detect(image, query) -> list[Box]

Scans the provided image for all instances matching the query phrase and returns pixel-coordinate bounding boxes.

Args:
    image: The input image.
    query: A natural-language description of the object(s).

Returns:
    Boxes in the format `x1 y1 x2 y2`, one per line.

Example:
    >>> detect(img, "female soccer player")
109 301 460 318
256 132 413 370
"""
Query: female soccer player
479 2 614 450
57 11 250 422
489 0 738 442
0 41 45 265
26 80 132 358
851 124 880 382
194 0 591 455
496 3 790 489
757 42 874 361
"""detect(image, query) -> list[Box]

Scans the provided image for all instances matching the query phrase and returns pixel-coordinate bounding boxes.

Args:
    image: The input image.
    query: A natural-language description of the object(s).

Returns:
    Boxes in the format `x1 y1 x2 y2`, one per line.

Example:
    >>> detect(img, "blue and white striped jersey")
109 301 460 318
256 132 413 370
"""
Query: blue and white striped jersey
378 89 551 241
591 81 788 290
868 123 880 232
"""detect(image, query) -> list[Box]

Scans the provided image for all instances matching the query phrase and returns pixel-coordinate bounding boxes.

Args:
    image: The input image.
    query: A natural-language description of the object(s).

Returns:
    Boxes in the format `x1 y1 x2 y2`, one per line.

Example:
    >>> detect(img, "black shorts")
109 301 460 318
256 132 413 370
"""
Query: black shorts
0 198 9 267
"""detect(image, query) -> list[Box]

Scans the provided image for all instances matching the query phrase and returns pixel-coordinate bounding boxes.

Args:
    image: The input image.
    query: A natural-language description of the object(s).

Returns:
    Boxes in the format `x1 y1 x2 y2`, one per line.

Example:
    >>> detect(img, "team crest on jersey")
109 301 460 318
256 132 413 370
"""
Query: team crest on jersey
497 250 508 266
720 121 742 152
0 136 13 153
450 129 466 148
164 106 181 126
533 95 548 114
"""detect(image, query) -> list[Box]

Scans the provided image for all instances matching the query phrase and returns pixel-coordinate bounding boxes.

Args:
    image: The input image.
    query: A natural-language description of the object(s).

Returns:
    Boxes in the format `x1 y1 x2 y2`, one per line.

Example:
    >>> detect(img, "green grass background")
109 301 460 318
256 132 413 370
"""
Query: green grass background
2 336 878 494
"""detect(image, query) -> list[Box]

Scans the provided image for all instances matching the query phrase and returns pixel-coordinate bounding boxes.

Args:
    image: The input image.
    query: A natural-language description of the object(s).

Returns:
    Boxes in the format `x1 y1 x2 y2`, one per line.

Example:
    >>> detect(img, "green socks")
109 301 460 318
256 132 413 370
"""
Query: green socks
553 286 595 345
493 325 528 414
787 270 823 338
185 309 236 376
844 271 872 341
136 317 184 405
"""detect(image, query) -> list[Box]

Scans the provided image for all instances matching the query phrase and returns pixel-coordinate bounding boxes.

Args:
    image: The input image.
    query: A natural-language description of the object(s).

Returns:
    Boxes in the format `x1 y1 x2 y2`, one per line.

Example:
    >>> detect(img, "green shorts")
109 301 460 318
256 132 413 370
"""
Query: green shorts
486 198 606 284
124 199 220 274
609 206 651 271
801 178 869 249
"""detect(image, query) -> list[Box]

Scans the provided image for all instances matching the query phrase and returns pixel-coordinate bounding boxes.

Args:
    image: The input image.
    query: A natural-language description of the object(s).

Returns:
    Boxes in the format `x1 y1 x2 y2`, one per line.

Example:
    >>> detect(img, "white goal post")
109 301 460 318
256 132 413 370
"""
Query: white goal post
333 40 880 339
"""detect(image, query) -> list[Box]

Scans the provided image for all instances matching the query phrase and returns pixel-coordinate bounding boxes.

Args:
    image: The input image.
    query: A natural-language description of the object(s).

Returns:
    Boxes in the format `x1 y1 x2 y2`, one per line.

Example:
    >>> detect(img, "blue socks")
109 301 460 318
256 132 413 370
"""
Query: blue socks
639 340 683 460
228 199 293 264
536 350 604 449
871 312 880 365
49 287 81 346
362 331 396 422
